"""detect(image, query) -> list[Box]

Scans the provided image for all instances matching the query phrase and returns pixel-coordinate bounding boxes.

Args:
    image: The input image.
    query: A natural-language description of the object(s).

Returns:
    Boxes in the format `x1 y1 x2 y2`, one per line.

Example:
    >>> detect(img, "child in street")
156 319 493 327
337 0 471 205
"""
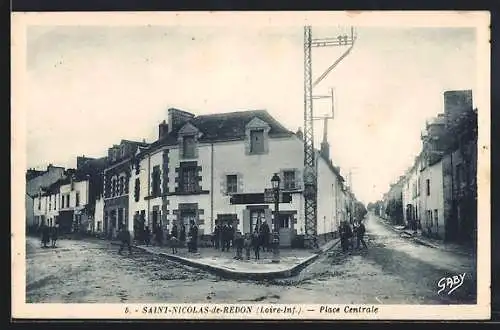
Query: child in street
170 236 179 254
251 229 260 260
244 233 252 260
233 230 244 260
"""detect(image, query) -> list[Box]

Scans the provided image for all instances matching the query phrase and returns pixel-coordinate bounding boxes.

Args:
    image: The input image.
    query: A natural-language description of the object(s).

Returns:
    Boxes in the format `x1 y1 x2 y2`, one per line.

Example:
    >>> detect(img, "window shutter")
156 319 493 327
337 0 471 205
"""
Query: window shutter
220 174 226 195
242 209 250 234
237 173 243 193
295 169 302 189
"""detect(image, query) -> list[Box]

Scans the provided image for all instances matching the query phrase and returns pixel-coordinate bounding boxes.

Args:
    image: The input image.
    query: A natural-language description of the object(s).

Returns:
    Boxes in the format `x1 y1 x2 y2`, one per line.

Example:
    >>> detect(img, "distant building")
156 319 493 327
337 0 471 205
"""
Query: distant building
103 139 149 239
26 164 65 233
388 89 477 245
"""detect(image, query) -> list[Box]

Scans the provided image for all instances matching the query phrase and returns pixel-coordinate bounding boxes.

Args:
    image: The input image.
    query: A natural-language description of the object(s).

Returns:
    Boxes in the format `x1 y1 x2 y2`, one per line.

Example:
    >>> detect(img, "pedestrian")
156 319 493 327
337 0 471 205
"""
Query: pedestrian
346 222 354 251
221 223 230 252
180 224 186 247
259 220 270 252
244 233 252 260
50 224 59 248
189 220 199 253
252 229 261 260
233 230 244 260
144 225 151 246
339 221 350 252
118 225 132 255
187 233 193 252
155 226 164 246
41 224 50 248
170 236 179 254
214 222 221 250
356 221 368 249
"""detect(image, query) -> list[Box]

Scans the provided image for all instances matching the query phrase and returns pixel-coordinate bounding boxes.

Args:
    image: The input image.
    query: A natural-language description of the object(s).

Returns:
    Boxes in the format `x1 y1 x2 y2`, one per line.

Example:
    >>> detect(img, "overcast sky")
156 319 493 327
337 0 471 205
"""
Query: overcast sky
25 25 477 204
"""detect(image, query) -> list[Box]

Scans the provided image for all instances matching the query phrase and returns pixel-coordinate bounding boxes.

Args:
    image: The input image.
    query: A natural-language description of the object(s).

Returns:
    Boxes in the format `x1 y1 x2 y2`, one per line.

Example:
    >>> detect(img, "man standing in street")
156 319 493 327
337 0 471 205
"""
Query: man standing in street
189 220 199 253
259 220 270 252
118 225 132 255
356 220 368 249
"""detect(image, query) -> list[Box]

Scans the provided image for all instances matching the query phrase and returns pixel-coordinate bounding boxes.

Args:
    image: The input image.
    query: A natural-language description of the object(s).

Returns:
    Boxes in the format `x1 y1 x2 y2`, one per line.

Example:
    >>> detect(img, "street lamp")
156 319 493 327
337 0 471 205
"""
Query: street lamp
271 173 281 263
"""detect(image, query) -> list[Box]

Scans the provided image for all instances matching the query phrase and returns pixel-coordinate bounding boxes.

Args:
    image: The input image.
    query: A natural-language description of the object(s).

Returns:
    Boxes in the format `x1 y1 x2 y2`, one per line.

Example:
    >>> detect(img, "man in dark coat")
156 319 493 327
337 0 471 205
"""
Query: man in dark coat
259 220 270 252
118 226 132 255
221 223 229 252
144 225 151 246
356 221 368 249
50 225 59 248
155 225 164 246
170 223 178 239
41 224 50 248
180 224 186 246
189 220 199 253
339 221 351 252
214 223 221 250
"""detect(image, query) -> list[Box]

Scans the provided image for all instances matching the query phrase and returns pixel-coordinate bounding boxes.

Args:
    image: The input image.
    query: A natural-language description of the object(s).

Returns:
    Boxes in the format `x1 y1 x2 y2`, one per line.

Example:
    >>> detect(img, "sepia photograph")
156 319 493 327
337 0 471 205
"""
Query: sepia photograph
11 11 490 320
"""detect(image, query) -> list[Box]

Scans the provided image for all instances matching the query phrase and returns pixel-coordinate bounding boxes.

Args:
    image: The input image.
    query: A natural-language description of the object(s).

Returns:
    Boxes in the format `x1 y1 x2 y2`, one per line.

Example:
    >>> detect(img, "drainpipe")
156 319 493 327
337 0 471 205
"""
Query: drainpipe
210 142 214 233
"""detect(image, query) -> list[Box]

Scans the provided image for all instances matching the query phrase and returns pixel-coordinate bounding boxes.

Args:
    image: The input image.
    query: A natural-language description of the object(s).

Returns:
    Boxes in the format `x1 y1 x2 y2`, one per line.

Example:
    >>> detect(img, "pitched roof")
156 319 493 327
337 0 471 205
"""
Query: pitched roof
145 109 294 155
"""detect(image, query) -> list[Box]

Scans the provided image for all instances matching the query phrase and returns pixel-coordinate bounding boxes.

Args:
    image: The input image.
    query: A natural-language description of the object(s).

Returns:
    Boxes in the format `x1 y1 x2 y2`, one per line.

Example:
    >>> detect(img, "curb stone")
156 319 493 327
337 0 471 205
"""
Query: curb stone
110 239 341 280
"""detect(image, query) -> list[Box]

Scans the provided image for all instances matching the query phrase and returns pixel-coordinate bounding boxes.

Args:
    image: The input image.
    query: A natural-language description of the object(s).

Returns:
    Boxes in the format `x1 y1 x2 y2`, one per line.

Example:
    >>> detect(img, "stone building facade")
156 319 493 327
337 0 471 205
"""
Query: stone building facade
128 108 354 247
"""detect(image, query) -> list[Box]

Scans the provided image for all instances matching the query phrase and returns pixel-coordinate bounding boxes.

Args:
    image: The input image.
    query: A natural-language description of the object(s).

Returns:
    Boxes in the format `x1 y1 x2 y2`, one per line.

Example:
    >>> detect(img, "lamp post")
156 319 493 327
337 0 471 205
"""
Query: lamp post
271 173 281 263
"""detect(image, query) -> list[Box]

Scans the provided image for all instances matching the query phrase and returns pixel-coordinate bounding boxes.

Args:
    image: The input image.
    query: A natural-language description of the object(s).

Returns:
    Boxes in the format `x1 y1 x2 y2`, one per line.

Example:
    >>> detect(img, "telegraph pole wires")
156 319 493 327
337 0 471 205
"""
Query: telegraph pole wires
303 26 356 250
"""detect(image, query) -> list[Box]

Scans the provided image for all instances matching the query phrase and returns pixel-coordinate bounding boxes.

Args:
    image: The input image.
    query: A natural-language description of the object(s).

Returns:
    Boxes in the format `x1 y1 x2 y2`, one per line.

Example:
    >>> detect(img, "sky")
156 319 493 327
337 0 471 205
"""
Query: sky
24 24 477 205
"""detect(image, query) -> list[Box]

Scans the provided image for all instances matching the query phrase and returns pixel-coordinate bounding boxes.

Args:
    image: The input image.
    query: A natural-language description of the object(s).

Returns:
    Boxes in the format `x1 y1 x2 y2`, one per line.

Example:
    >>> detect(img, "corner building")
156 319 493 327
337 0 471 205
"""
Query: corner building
128 108 350 247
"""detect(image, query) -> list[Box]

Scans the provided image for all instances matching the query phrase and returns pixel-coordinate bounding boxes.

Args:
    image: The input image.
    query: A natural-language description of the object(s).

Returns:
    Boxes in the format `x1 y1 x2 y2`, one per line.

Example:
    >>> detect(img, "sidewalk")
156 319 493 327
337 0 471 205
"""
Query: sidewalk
113 238 340 280
377 217 475 258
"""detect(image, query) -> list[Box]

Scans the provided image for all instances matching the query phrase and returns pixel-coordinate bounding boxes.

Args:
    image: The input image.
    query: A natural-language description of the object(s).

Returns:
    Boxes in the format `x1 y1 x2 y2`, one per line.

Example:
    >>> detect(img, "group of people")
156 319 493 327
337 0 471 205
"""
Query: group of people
339 220 367 252
122 221 200 255
39 224 59 248
213 220 273 261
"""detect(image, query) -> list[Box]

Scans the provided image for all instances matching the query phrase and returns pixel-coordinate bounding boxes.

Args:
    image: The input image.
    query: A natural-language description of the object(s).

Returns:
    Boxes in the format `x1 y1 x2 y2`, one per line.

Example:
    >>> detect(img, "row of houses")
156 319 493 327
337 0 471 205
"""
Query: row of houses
26 108 362 247
380 90 478 246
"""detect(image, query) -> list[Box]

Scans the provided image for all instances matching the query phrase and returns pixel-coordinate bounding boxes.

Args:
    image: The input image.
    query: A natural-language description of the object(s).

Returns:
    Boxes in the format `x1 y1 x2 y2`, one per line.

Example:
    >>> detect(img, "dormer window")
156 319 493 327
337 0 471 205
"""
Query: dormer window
250 130 264 153
178 122 199 159
183 135 196 158
245 117 270 155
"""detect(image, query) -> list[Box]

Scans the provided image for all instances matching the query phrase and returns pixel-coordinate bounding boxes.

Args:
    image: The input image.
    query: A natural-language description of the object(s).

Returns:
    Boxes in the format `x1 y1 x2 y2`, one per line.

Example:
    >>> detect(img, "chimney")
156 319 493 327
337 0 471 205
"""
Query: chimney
167 108 195 133
320 118 330 161
444 90 473 124
158 120 169 140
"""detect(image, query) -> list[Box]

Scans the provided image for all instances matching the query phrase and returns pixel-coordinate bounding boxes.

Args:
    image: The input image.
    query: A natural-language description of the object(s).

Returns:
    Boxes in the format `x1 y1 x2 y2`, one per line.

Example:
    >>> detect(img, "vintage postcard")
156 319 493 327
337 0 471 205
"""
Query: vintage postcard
11 11 491 320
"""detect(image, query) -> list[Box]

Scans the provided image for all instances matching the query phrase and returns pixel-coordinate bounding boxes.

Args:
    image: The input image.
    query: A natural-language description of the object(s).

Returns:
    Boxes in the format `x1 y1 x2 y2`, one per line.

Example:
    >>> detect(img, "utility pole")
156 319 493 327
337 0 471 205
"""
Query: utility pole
303 26 356 249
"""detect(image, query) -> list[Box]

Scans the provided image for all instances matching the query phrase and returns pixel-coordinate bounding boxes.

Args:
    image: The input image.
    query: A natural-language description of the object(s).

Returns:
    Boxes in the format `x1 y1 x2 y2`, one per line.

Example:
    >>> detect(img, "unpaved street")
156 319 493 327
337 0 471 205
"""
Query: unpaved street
26 215 476 304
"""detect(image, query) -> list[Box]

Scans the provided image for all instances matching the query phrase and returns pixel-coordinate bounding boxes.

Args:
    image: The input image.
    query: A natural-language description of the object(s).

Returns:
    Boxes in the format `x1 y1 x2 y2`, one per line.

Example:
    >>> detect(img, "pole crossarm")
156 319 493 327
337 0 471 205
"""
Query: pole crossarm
311 36 355 48
312 95 331 100
313 43 355 88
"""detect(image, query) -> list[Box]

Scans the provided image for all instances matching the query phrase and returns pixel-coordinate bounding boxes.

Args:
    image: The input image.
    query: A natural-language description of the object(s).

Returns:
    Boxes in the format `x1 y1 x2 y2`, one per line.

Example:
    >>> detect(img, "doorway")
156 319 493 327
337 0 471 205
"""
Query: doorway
250 209 265 233
278 212 295 247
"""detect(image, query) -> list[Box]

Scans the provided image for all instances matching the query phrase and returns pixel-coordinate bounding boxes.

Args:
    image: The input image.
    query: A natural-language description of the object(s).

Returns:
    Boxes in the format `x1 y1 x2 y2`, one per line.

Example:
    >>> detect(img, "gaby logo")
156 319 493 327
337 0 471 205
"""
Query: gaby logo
437 273 467 295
